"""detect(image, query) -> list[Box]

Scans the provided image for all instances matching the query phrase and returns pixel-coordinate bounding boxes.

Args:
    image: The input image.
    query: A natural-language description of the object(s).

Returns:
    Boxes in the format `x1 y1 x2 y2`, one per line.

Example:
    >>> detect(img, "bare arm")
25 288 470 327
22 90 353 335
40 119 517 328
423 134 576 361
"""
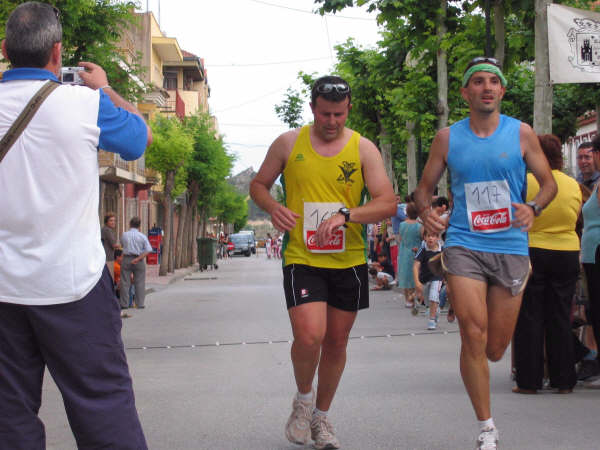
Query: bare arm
249 131 300 232
314 137 397 246
78 62 152 147
413 259 423 299
414 128 450 235
513 123 558 231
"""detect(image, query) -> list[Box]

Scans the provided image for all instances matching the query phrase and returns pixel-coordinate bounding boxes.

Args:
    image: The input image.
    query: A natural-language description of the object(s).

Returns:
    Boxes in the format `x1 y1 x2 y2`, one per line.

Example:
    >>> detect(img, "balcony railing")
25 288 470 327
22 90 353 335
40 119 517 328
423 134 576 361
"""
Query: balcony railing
98 150 149 184
99 150 129 170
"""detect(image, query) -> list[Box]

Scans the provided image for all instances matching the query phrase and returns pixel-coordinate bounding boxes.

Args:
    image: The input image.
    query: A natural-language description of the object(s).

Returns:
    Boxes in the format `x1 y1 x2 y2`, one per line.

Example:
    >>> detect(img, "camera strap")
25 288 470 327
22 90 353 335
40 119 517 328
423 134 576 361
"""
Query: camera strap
0 80 59 164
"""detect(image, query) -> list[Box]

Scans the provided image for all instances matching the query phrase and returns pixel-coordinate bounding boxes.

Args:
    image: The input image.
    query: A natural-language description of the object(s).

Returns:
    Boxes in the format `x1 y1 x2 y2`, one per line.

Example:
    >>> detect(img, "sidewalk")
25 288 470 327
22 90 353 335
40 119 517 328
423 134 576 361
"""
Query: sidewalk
145 263 199 295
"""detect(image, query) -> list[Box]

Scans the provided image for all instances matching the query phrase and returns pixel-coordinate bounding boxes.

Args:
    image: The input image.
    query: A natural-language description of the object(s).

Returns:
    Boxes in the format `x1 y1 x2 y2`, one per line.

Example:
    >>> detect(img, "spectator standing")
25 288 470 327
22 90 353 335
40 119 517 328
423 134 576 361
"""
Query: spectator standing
513 134 581 394
397 203 423 308
390 195 407 274
0 3 150 448
101 212 119 279
581 135 600 389
576 141 600 190
266 232 273 259
120 217 152 309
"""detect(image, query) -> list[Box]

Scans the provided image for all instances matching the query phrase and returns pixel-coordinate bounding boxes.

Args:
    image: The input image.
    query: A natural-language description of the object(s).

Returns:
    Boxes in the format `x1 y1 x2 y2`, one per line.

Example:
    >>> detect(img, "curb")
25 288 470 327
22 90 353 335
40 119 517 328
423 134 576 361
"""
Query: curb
145 265 199 296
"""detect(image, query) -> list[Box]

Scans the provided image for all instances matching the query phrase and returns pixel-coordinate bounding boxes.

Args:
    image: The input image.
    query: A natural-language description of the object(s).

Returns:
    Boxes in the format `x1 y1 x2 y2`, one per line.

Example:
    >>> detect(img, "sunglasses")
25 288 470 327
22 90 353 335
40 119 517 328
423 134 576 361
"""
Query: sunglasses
52 6 60 20
315 83 350 94
465 57 501 71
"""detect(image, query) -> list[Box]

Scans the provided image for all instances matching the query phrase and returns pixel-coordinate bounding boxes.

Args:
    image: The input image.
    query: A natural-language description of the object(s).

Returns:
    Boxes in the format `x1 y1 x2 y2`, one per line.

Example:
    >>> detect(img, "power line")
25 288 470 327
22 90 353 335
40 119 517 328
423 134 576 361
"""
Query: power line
225 142 270 148
207 56 331 67
246 0 376 21
220 123 286 127
214 86 289 113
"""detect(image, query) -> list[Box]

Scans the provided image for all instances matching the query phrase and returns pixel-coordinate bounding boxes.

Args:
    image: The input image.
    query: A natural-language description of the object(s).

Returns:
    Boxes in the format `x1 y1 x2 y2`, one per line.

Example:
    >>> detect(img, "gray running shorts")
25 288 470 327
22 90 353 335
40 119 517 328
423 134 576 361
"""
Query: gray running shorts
441 246 531 297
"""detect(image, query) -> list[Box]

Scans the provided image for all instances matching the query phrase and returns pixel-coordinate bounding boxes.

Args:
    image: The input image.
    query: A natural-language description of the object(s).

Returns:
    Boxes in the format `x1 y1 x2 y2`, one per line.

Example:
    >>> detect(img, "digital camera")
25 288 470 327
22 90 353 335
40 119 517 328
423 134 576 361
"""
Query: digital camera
60 67 85 85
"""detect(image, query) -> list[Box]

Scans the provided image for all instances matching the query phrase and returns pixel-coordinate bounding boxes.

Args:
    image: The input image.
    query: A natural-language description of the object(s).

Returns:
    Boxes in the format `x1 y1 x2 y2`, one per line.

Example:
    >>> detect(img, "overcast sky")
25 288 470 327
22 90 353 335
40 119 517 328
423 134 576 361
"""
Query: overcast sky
139 0 381 175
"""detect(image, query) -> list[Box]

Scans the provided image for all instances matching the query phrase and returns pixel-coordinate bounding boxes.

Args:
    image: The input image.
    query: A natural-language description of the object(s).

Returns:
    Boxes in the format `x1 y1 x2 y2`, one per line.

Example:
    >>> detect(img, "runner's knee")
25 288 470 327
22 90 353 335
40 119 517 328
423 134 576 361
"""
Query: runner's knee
294 328 326 349
321 333 350 354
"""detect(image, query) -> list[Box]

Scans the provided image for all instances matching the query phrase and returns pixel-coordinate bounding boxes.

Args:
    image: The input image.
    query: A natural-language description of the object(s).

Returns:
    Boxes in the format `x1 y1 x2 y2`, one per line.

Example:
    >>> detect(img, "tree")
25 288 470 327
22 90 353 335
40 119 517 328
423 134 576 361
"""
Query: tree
212 183 248 233
0 0 146 101
145 115 193 275
275 87 305 128
180 113 233 267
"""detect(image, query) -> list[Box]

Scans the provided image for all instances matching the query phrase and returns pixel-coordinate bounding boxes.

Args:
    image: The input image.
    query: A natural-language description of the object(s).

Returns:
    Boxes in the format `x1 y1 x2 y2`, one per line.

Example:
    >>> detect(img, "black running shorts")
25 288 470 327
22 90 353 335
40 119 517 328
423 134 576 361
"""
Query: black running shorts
282 263 369 311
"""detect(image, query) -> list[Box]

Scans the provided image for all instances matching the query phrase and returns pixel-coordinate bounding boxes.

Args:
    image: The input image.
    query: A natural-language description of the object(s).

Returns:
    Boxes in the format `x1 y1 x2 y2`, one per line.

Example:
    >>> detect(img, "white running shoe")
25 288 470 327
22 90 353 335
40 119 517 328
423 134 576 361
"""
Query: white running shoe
477 427 499 450
311 414 340 449
427 319 437 330
285 391 313 445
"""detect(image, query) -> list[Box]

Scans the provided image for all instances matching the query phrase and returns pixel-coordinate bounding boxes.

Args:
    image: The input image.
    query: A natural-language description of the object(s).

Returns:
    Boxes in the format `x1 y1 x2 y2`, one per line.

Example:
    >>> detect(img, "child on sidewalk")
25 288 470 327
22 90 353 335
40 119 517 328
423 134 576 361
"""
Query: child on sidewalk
413 230 443 330
370 252 396 290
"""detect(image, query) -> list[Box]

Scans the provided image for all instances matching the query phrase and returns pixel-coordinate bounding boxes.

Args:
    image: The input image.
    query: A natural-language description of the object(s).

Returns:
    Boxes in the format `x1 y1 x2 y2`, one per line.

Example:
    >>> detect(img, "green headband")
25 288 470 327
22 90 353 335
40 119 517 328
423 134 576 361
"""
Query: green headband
462 63 507 87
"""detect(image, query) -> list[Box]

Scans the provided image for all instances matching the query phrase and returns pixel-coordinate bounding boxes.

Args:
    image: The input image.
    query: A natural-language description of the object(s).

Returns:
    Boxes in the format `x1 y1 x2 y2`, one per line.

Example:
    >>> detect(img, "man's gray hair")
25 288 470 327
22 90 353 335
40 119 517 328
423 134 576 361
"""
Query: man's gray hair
5 2 62 68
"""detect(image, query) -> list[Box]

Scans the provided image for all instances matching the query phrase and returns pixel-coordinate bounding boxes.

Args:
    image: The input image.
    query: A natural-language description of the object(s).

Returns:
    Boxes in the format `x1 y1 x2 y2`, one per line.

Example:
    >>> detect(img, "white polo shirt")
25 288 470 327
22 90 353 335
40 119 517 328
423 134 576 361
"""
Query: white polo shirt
0 68 147 305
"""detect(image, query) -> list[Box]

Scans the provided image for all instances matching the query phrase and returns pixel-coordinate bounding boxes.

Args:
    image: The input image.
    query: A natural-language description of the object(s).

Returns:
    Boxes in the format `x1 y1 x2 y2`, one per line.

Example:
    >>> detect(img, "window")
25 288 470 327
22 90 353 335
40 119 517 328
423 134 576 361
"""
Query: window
163 71 177 90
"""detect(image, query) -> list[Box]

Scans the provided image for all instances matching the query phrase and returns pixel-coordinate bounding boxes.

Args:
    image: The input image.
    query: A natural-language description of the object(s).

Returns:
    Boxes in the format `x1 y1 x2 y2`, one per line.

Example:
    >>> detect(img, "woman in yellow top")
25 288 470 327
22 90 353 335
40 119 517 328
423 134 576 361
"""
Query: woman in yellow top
513 134 582 394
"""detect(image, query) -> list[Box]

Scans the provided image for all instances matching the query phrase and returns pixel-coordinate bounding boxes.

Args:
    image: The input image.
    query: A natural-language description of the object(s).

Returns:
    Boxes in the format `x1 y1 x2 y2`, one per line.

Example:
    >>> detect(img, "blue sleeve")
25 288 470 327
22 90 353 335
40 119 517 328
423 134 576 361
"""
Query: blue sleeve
97 89 147 161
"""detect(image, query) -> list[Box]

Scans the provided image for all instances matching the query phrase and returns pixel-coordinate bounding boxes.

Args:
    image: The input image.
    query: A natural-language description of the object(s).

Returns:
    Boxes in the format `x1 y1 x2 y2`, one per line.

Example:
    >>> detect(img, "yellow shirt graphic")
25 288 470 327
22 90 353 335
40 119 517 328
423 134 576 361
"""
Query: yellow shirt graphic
281 126 367 268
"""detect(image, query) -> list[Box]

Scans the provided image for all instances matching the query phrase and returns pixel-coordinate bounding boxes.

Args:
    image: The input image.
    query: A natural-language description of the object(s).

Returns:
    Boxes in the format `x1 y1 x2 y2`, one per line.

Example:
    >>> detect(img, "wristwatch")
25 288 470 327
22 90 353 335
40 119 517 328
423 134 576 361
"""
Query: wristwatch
338 207 351 223
526 201 543 217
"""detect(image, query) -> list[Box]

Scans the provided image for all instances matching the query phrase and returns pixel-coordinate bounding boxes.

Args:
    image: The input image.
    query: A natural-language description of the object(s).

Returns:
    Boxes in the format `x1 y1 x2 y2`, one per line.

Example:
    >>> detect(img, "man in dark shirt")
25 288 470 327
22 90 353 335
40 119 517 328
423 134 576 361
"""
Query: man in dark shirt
576 142 600 190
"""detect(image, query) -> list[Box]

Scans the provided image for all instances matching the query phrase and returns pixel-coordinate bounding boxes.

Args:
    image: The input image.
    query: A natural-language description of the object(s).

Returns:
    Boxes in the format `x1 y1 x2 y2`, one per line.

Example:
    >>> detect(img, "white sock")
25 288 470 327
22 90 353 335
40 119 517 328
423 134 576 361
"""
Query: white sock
478 418 495 431
297 391 312 402
313 407 328 417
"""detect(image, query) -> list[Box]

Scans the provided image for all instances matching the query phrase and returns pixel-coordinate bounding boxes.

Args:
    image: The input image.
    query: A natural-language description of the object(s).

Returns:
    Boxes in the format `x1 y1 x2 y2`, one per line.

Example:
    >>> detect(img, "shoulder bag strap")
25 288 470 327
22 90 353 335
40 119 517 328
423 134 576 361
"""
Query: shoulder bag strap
0 80 59 163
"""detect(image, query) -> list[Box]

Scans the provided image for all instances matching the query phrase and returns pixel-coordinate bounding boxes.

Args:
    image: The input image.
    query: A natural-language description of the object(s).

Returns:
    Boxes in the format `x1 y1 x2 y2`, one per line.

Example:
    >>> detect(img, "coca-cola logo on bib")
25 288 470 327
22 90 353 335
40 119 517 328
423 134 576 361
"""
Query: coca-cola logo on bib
306 230 344 251
471 208 510 231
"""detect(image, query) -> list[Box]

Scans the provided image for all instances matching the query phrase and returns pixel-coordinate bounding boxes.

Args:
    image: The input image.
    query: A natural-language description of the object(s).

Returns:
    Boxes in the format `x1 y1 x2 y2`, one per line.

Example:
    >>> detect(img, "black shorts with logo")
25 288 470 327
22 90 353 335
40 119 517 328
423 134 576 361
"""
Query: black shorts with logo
283 263 369 311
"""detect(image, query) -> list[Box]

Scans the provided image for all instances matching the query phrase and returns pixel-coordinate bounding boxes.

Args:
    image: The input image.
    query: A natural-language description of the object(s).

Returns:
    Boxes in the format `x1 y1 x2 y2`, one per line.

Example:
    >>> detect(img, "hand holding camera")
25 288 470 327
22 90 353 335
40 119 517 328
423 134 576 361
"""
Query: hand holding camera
60 62 109 91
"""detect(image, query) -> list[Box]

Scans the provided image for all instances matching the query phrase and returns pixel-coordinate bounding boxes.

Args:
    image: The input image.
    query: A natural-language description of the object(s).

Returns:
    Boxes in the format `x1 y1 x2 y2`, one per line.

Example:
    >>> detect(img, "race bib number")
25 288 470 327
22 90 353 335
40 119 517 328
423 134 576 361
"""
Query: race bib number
303 202 346 253
464 180 512 233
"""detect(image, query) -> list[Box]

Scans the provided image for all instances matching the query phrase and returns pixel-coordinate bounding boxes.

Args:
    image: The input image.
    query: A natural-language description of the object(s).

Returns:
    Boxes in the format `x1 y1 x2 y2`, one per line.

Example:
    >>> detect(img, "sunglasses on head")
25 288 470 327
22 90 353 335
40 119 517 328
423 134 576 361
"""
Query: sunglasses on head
315 83 350 94
465 57 501 71
52 6 60 20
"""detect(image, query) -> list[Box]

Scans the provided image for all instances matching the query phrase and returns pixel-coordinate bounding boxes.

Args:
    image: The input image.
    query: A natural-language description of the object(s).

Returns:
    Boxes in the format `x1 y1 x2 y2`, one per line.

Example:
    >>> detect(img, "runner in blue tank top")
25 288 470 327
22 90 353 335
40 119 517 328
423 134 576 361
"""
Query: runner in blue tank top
414 57 557 450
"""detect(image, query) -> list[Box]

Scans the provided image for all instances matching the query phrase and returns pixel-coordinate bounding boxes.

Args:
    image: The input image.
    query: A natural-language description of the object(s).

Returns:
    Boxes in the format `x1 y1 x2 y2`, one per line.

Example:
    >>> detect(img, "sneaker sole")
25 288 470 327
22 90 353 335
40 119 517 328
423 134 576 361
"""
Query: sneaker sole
286 430 309 445
313 443 340 450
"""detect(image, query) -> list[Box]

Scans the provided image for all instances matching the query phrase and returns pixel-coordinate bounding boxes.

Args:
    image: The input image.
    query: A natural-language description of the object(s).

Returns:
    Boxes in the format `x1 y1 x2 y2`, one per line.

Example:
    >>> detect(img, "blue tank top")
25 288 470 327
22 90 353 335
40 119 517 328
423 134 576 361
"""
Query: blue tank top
446 115 528 255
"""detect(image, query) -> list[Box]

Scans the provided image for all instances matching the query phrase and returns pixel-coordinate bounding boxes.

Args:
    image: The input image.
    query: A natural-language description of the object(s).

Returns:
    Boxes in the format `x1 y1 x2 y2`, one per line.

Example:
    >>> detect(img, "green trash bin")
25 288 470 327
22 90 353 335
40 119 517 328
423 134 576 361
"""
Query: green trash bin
197 237 217 269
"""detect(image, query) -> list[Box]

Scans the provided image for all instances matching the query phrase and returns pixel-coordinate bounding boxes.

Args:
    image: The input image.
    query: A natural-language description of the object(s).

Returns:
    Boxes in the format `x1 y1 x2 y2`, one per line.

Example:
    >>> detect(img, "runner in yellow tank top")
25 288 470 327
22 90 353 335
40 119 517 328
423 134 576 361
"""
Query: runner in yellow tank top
281 125 367 269
250 76 395 449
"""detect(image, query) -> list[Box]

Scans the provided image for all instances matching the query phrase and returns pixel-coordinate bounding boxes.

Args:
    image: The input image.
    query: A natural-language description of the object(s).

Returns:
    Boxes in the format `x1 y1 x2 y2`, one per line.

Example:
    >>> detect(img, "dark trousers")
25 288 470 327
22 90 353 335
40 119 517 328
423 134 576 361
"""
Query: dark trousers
584 245 600 364
514 248 579 390
0 267 147 450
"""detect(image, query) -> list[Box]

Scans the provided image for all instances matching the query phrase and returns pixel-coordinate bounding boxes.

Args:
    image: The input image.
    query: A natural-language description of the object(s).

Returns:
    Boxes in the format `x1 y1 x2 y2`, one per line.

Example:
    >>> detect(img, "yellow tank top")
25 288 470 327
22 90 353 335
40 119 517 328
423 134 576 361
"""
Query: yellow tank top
281 126 367 268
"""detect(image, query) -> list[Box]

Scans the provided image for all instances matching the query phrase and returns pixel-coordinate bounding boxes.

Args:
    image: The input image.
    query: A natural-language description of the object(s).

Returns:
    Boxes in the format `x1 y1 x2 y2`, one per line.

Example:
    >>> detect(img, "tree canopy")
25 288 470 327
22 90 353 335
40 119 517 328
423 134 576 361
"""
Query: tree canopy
0 0 145 100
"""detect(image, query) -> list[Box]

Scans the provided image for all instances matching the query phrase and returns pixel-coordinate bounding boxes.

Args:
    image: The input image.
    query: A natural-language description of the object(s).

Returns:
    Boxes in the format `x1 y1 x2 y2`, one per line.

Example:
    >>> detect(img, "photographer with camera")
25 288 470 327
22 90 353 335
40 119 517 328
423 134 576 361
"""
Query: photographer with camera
0 3 151 449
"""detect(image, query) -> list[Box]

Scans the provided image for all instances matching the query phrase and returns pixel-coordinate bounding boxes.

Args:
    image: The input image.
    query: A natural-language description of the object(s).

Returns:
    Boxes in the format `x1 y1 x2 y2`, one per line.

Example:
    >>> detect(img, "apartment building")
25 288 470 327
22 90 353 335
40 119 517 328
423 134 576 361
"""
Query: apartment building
100 11 213 241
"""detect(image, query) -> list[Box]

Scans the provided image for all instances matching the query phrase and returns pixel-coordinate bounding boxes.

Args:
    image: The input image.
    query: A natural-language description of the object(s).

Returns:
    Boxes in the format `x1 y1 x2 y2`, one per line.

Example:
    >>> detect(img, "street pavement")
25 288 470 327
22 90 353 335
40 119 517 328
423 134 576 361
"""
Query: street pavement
40 251 599 449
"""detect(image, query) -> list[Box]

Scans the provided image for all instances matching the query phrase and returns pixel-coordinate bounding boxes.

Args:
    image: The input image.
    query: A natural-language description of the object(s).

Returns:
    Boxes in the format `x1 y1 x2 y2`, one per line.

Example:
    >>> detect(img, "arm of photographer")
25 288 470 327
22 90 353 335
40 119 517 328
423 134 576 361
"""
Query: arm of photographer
78 62 153 161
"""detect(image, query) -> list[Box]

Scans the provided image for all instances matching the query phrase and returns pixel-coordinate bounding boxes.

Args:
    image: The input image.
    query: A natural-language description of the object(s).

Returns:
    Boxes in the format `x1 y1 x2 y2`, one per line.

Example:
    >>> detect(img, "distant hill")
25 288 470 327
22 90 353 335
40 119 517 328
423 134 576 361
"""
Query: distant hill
228 167 269 221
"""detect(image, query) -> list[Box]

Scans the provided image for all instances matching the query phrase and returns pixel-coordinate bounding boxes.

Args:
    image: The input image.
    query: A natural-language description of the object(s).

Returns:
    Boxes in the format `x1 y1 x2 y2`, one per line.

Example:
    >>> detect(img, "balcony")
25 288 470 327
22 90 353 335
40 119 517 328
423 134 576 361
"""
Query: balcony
98 150 148 184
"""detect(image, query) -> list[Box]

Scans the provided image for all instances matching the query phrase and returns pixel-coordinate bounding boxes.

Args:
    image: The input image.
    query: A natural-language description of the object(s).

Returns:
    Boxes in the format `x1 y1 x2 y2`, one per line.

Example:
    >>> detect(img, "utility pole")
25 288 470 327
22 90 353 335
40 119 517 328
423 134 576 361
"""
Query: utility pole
534 0 553 134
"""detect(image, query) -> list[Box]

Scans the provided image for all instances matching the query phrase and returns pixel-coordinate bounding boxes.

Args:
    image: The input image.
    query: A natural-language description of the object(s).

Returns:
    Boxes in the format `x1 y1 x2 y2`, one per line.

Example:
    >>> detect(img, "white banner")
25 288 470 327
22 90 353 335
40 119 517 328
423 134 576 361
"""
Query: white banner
548 4 600 84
